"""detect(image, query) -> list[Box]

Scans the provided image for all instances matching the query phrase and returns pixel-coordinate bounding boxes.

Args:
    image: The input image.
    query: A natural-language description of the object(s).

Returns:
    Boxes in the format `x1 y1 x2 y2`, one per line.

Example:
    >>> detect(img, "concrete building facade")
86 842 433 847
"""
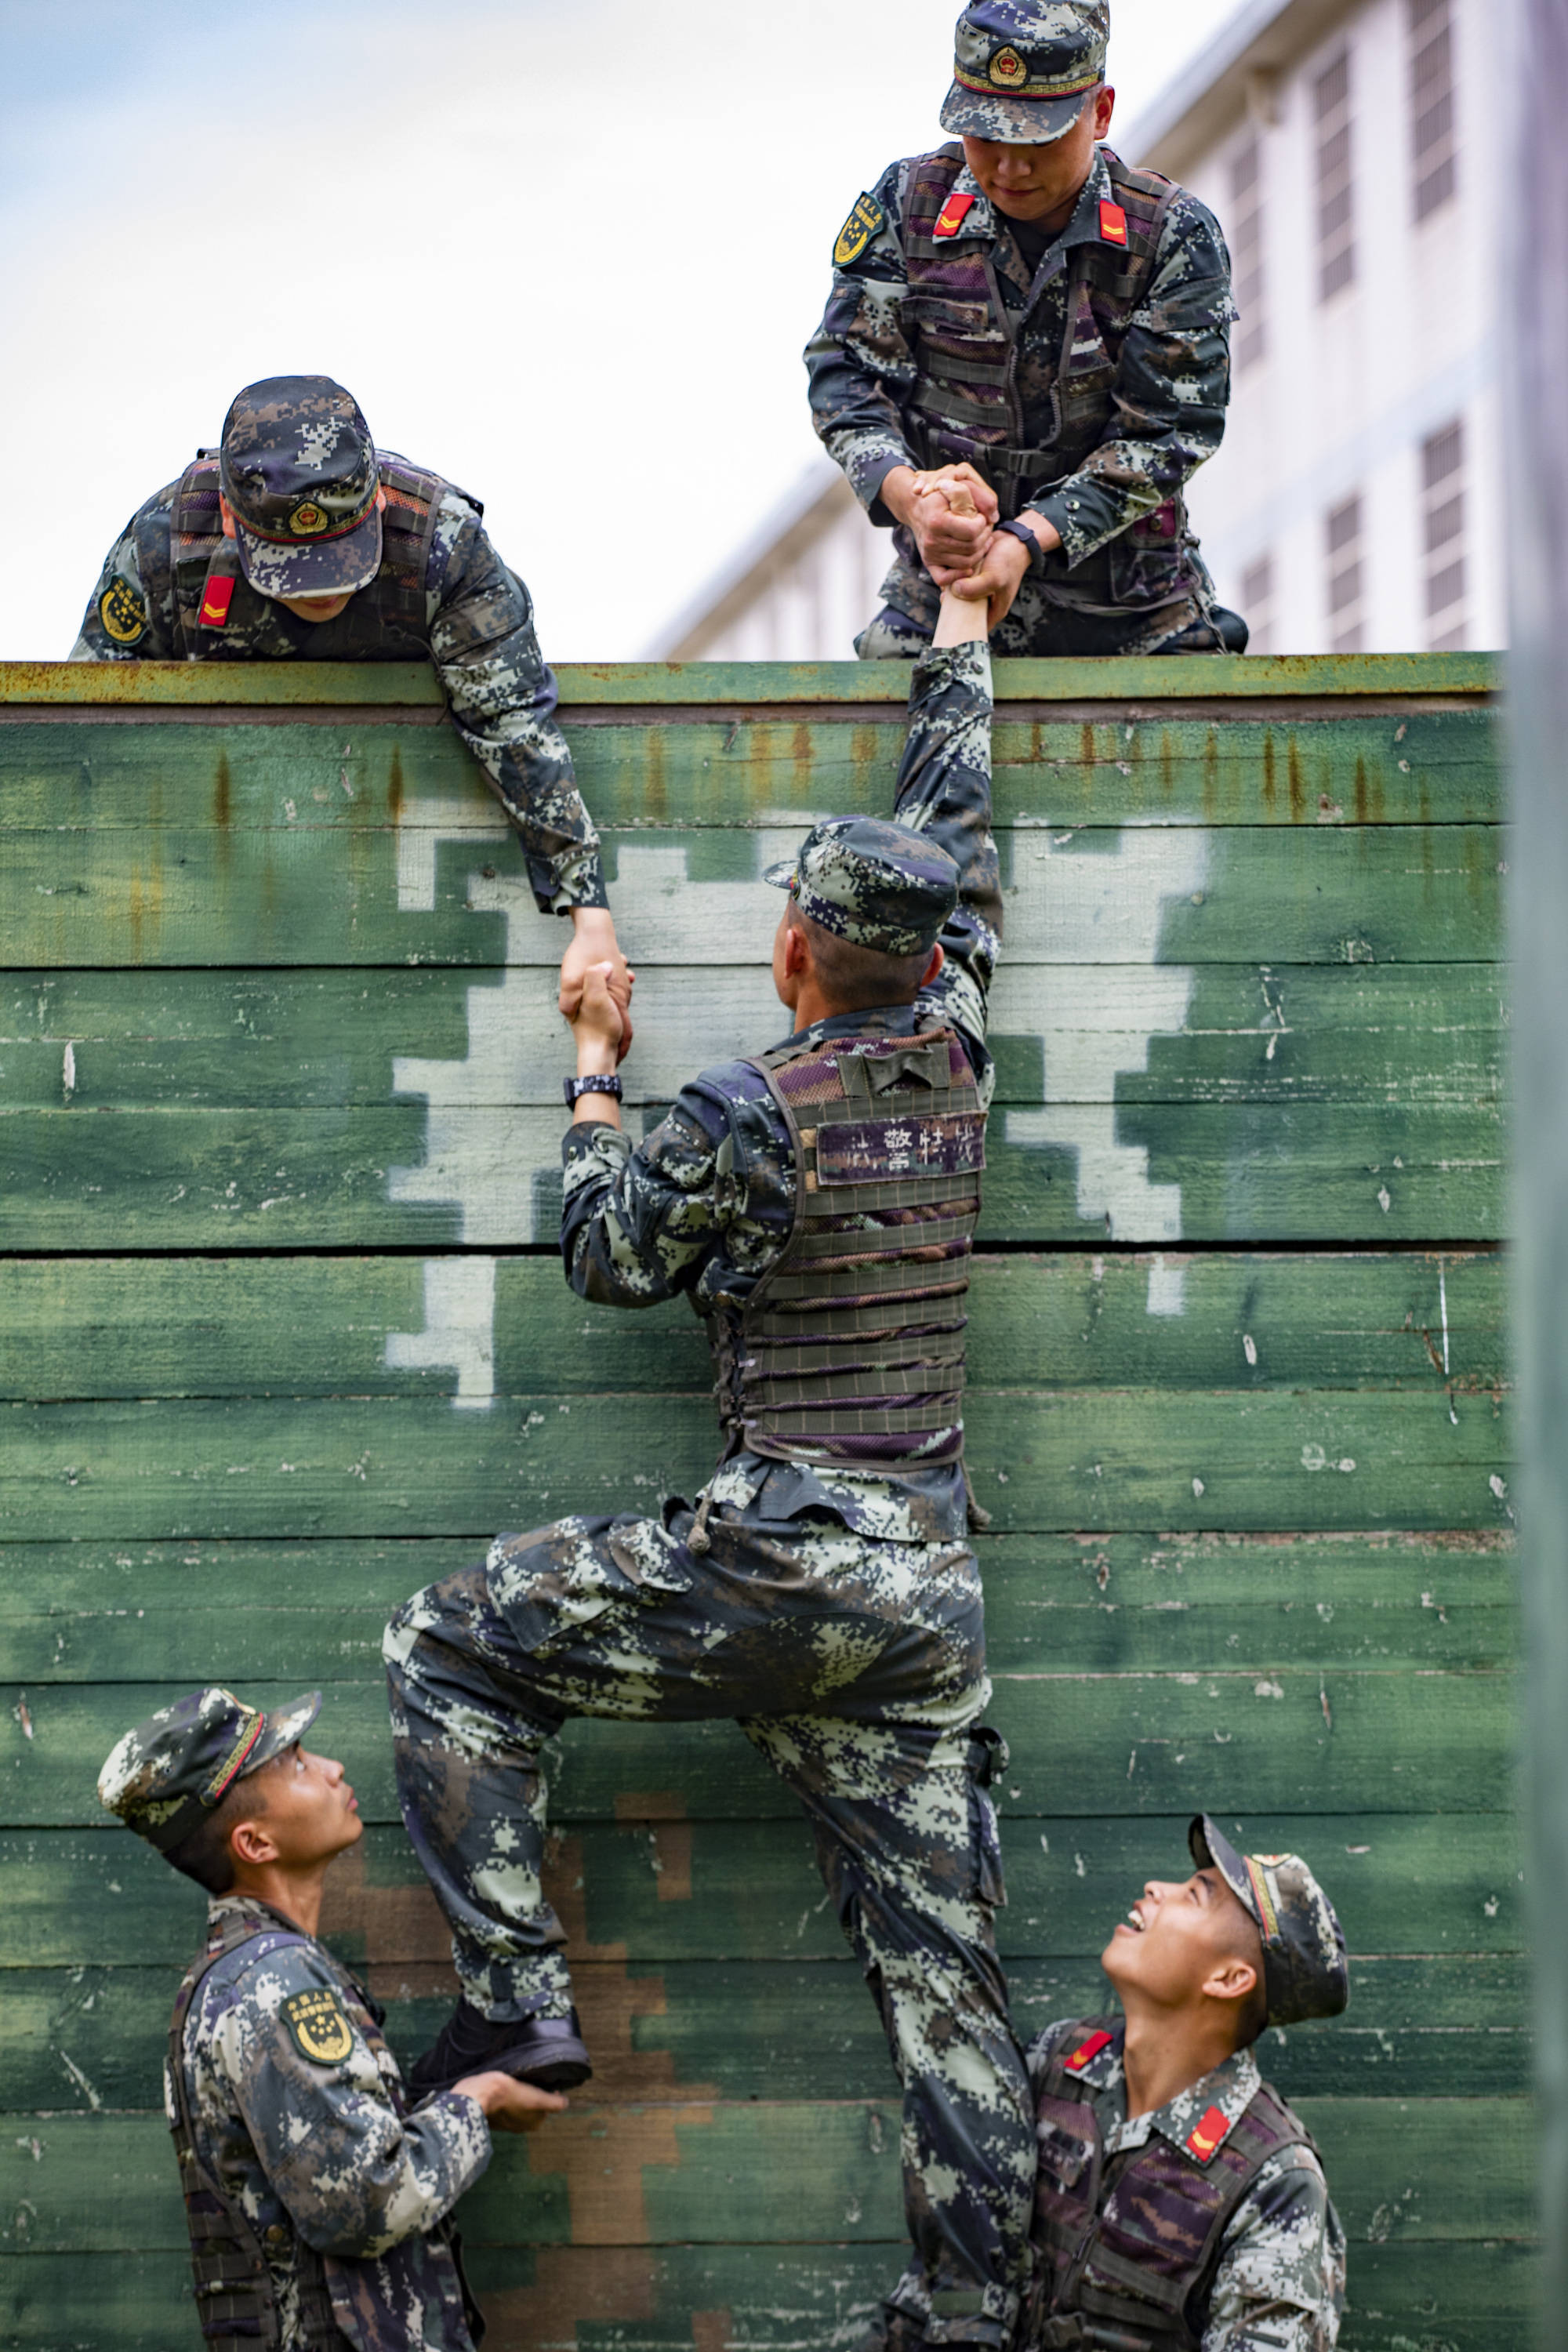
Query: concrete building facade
651 0 1504 661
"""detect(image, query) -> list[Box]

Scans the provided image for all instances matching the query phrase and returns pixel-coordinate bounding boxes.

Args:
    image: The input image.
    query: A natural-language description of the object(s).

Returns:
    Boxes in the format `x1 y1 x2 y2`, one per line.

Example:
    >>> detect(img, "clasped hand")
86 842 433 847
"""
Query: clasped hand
558 911 634 1058
890 459 1059 630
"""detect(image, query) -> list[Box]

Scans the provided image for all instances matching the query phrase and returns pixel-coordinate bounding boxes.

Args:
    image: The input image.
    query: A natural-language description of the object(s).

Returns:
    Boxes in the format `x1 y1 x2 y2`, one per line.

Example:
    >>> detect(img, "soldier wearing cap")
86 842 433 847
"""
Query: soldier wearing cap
807 2 1245 659
383 586 1036 2352
97 1685 566 2350
71 374 630 1014
1020 1816 1349 2350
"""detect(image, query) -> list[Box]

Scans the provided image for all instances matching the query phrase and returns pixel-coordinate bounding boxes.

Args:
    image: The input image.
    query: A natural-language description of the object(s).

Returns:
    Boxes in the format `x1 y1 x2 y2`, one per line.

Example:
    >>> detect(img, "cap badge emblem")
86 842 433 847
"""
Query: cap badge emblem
989 45 1028 89
290 502 328 536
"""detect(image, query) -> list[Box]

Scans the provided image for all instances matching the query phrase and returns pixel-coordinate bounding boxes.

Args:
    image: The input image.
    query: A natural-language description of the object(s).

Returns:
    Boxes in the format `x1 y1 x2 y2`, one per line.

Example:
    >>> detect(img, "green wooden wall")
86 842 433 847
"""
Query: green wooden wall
0 652 1523 2349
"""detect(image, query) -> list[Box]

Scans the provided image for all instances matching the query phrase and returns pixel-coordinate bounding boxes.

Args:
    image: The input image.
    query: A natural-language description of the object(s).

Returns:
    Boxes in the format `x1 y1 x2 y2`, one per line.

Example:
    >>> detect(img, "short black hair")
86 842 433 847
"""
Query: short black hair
1226 1895 1269 2049
165 1766 272 1896
793 907 933 1013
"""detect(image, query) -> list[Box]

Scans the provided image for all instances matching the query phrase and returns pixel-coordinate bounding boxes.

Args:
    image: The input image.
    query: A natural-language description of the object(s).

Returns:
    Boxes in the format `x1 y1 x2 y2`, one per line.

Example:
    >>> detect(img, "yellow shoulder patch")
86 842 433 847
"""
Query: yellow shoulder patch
99 576 147 646
834 194 886 270
281 1985 354 2067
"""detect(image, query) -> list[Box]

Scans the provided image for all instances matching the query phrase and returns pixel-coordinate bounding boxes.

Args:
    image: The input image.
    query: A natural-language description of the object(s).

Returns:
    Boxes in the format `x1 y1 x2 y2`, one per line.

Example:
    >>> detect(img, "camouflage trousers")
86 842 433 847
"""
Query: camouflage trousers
383 1501 1034 2346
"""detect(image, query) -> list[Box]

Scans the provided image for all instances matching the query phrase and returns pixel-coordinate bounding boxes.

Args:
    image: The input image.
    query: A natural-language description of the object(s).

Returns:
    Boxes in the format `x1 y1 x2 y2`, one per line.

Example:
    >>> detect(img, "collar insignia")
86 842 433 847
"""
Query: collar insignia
1185 2103 1234 2164
935 191 978 241
199 575 236 630
1064 2029 1115 2074
1100 200 1129 247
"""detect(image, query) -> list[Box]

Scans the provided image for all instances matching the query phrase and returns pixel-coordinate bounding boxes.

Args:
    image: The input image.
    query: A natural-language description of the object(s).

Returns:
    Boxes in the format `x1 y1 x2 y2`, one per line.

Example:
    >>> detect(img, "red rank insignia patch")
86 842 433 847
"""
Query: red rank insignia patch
1064 2031 1115 2074
1185 2104 1233 2163
1100 200 1130 247
199 575 236 630
935 191 978 239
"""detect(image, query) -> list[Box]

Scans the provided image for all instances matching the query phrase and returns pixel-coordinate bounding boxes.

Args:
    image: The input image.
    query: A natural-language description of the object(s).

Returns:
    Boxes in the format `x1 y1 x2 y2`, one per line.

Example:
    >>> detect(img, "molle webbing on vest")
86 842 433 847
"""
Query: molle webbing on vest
167 1916 347 2350
902 146 1178 514
1027 2019 1316 2352
720 1029 985 1467
169 452 445 655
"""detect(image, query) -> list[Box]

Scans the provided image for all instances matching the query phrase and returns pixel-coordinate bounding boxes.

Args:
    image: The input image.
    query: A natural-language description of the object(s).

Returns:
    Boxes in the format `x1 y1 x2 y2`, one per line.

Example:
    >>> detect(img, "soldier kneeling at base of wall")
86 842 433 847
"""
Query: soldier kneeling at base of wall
1016 1816 1349 2352
97 1686 565 2351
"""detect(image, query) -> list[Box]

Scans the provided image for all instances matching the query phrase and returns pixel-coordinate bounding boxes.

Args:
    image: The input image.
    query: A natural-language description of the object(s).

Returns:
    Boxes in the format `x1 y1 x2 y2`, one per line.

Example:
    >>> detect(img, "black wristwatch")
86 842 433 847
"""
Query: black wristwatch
996 517 1044 568
564 1073 624 1106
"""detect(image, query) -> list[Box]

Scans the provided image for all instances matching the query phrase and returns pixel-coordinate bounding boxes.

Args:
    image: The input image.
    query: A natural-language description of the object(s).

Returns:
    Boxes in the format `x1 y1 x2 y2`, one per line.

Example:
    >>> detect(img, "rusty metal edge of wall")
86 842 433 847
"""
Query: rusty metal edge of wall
0 653 1502 710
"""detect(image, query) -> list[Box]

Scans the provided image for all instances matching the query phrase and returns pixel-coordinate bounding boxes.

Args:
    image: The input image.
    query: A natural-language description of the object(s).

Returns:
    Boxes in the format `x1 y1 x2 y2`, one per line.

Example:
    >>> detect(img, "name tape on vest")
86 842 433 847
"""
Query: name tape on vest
199 575 236 630
815 1111 987 1186
935 191 978 240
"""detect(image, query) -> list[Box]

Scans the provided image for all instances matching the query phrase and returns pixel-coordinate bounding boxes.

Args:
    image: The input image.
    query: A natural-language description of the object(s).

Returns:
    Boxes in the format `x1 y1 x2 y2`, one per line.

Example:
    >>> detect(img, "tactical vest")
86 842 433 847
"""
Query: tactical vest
168 452 451 659
166 1905 480 2352
710 1027 986 1468
903 145 1178 508
1025 2018 1317 2352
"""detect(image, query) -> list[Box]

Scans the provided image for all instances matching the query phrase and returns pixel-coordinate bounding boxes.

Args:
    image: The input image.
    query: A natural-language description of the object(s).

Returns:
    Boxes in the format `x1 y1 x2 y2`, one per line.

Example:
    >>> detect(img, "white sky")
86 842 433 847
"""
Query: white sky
0 0 1241 661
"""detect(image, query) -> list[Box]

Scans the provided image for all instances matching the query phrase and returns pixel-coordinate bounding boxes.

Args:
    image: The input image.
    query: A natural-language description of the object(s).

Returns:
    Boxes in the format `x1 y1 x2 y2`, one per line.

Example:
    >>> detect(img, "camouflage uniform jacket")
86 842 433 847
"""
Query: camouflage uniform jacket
560 637 1000 1544
805 145 1233 609
177 1895 489 2350
1027 2020 1347 2350
69 459 605 916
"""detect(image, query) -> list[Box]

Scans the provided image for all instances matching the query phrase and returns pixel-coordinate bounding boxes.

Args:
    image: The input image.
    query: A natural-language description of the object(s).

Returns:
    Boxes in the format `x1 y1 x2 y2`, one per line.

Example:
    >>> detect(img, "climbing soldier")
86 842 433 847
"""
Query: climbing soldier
1022 1817 1349 2350
96 1686 566 2350
806 2 1246 659
71 373 630 1016
384 579 1036 2352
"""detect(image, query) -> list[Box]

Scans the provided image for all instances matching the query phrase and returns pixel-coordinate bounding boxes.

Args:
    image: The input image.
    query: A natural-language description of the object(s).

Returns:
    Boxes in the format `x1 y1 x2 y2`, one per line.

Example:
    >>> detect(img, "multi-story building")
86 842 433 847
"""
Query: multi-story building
652 0 1503 660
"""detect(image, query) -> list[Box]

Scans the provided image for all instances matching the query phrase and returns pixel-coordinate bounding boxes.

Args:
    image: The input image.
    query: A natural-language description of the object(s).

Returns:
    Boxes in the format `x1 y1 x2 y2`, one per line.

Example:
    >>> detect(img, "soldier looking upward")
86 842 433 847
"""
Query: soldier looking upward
384 578 1036 2352
96 1686 565 2352
807 2 1246 659
71 373 631 1020
1022 1817 1349 2351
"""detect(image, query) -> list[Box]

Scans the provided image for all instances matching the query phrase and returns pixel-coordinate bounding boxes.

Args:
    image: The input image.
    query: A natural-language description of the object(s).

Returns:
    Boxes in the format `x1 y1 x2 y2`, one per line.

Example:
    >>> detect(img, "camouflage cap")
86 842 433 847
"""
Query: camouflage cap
763 816 960 955
940 1 1109 145
1190 1816 1349 2028
97 1686 321 1855
220 376 383 601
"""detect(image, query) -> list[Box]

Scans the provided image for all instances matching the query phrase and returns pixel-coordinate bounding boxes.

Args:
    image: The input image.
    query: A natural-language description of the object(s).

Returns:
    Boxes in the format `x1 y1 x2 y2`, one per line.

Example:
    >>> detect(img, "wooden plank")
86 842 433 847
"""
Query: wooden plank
0 1106 1505 1247
0 1649 1521 1825
0 1387 1513 1544
0 2096 1531 2253
0 1532 1517 1682
0 817 1504 970
0 1954 1528 2117
0 1253 1507 1401
0 652 1501 708
0 2242 1540 2352
0 966 1506 1111
0 705 1502 828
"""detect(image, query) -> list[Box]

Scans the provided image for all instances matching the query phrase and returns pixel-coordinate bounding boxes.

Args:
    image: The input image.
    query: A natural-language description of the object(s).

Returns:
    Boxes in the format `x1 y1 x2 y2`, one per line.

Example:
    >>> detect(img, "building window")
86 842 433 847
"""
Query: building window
1326 495 1364 652
1421 419 1467 649
1410 0 1457 221
1230 134 1267 371
1242 553 1276 654
1315 47 1356 302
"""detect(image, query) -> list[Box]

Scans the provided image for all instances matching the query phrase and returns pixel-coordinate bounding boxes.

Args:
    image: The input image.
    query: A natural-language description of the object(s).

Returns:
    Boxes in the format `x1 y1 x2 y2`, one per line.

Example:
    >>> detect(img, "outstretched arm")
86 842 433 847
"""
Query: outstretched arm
895 583 1002 1087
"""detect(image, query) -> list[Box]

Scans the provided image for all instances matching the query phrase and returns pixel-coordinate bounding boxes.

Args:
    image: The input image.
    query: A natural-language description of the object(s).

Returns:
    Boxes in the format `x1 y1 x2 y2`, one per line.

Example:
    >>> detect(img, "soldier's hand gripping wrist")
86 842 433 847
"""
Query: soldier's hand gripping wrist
564 963 626 1127
454 2071 569 2135
559 909 635 1062
884 462 998 575
951 504 1059 628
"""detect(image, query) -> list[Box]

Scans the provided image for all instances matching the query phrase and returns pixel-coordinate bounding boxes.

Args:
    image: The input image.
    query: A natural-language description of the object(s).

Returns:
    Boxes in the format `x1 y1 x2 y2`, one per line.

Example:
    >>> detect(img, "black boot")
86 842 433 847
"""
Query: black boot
408 1999 593 2097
